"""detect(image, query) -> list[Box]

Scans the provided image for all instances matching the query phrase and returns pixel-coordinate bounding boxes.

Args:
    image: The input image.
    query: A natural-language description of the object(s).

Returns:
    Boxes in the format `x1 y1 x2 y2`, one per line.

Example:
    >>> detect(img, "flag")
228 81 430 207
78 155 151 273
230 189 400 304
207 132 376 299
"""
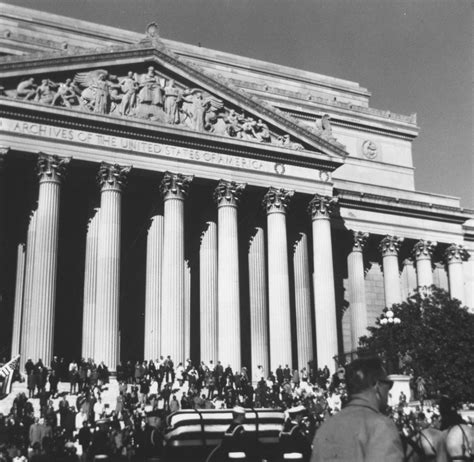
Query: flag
0 355 20 399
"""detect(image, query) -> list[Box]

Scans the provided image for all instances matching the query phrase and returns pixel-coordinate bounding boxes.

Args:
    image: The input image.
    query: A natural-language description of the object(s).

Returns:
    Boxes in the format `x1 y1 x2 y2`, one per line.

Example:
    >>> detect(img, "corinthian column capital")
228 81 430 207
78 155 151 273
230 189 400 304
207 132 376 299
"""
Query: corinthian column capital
262 187 294 214
97 162 131 192
308 194 338 220
37 153 71 184
351 231 369 252
159 171 193 201
445 243 469 264
379 235 403 257
413 240 437 261
214 180 246 207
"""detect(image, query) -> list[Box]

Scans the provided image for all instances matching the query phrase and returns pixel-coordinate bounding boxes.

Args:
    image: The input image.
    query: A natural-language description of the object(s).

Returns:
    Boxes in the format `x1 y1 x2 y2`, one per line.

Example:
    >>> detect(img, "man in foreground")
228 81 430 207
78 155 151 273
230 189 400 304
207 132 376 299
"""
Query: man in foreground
311 357 404 462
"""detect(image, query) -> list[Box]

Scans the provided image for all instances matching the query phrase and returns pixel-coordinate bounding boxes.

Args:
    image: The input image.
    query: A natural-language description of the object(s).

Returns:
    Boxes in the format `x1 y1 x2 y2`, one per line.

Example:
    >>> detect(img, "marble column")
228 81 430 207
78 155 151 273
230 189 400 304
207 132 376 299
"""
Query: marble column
413 240 437 290
200 220 218 363
11 244 25 357
262 187 293 371
249 226 269 381
81 208 100 360
308 194 338 373
464 253 474 311
144 207 164 361
160 172 193 364
293 232 313 371
445 244 469 304
94 163 131 370
347 231 369 350
19 211 36 369
26 154 70 366
184 260 191 361
401 258 417 300
379 235 404 307
0 148 7 331
214 180 245 371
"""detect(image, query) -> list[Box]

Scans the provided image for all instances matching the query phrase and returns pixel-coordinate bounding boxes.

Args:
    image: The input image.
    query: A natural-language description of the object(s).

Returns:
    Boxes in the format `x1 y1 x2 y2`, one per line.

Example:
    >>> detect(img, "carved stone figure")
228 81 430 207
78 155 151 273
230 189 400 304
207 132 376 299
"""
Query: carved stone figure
225 109 243 138
277 134 303 150
74 69 117 113
163 79 180 124
92 72 113 114
34 79 57 105
180 89 206 131
9 66 307 151
314 113 340 144
240 117 257 140
51 79 77 107
119 71 138 116
136 66 165 121
255 119 271 143
16 78 37 100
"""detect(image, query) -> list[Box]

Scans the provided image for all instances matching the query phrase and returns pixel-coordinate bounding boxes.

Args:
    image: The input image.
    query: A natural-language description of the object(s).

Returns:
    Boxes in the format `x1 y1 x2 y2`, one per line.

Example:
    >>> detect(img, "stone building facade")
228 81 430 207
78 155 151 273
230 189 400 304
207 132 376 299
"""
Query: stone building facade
1 4 472 377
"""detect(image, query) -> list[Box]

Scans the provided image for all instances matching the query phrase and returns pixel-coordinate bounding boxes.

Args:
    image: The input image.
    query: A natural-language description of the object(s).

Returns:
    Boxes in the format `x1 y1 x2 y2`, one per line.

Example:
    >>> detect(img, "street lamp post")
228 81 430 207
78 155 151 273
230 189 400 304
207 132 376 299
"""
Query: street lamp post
380 308 401 375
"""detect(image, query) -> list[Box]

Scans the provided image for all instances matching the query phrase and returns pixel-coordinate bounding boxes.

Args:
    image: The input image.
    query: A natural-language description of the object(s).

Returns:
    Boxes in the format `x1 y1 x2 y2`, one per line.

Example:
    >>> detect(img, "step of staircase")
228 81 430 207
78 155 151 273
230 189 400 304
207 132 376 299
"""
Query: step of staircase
0 378 121 418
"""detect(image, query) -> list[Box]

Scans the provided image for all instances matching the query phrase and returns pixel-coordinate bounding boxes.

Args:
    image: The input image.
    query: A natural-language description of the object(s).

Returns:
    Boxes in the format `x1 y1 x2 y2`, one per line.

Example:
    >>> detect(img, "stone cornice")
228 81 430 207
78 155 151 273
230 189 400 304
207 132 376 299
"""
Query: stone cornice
230 81 418 134
336 188 473 224
0 98 343 173
0 43 349 159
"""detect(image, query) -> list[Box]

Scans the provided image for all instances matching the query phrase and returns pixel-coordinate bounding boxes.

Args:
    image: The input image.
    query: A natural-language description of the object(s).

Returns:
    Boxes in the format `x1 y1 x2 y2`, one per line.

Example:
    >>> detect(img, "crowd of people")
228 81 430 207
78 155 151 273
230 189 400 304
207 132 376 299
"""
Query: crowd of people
0 356 466 461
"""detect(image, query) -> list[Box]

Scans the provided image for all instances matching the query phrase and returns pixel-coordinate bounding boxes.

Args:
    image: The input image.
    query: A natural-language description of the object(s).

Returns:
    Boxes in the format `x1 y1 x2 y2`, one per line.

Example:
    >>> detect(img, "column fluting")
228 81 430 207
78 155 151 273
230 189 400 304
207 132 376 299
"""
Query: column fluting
413 240 437 290
20 211 36 369
11 243 25 357
248 226 269 382
263 187 294 372
81 208 100 360
308 194 338 373
144 208 164 360
160 172 193 364
184 260 191 361
379 235 404 307
347 231 369 351
26 154 69 365
445 244 469 303
401 258 417 299
200 220 218 363
293 232 313 371
94 163 131 370
215 180 245 371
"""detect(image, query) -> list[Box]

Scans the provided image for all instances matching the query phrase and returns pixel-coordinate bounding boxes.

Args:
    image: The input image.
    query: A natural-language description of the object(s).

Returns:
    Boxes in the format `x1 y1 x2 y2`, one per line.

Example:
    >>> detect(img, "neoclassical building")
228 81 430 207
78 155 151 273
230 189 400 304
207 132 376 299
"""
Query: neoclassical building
1 4 472 377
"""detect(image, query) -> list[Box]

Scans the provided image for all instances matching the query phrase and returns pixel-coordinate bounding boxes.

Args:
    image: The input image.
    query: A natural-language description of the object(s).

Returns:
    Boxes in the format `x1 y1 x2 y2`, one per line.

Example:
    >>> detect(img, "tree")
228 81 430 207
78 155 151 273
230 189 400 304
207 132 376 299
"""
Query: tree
358 287 474 404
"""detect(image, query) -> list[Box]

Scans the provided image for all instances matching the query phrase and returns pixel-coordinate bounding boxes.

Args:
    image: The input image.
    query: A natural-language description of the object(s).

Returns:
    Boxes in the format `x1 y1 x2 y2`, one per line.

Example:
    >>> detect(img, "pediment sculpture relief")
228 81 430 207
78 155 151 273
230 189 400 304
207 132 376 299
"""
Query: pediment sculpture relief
6 66 304 150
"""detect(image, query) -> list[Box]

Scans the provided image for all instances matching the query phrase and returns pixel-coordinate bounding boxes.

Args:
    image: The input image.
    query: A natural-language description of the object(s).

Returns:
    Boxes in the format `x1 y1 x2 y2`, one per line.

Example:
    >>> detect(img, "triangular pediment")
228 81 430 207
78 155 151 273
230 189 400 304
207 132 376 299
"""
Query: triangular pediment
0 39 347 159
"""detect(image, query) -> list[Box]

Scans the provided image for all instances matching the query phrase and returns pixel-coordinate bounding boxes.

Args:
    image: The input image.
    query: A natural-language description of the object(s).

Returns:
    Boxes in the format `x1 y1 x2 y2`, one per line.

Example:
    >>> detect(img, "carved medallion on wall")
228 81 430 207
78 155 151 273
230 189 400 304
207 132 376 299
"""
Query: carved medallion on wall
361 139 379 159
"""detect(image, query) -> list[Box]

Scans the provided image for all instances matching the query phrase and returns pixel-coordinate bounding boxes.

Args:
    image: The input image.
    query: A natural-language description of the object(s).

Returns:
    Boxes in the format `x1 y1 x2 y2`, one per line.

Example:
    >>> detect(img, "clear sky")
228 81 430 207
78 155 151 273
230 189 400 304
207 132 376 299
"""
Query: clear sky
5 0 473 208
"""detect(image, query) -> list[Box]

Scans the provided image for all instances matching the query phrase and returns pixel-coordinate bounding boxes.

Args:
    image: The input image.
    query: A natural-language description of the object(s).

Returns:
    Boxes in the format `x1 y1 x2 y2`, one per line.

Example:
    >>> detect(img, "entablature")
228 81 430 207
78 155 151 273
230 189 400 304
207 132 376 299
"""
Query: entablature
336 187 473 225
0 98 342 173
